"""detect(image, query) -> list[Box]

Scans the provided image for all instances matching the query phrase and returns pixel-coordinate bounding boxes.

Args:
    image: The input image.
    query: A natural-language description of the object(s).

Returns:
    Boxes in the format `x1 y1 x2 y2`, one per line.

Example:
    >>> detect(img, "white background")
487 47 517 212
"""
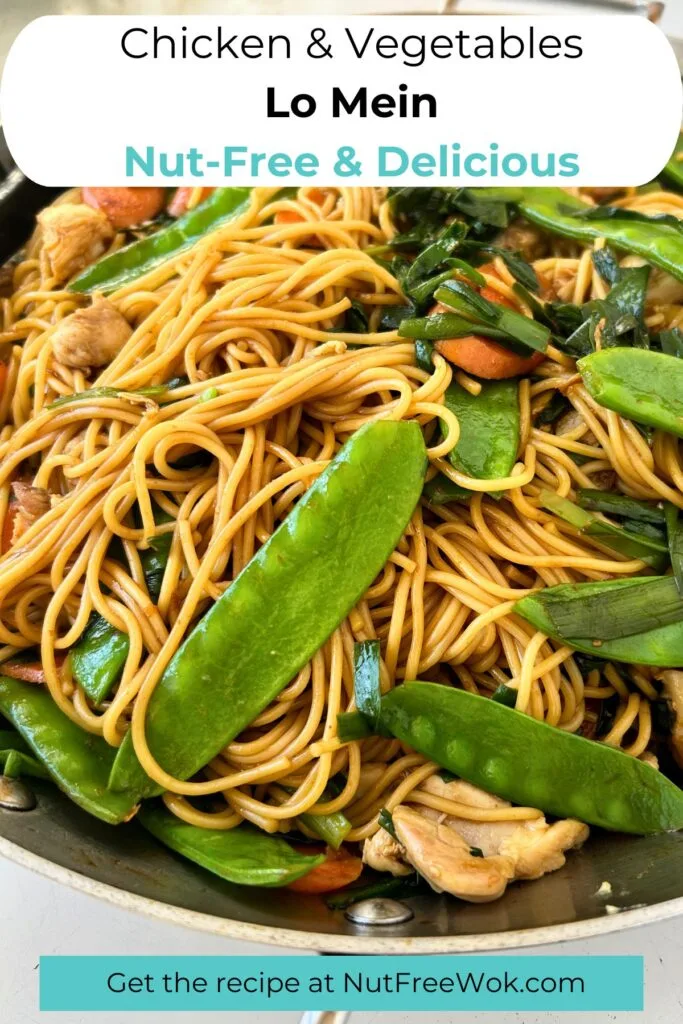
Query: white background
2 4 683 1023
1 14 681 186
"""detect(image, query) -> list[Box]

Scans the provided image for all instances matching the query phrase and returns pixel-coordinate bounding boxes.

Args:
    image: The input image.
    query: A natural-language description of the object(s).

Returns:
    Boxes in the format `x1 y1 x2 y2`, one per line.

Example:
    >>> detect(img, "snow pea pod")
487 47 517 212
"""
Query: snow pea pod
517 188 683 283
578 348 683 439
0 676 138 823
138 804 323 887
71 526 174 704
445 379 519 485
379 681 683 834
70 188 252 294
0 747 49 779
110 420 427 798
515 577 683 667
662 133 683 193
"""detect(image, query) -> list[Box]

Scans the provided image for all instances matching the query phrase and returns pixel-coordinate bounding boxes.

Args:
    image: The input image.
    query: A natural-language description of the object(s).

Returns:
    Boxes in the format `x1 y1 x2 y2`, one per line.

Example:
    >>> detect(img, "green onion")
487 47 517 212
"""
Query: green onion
336 710 374 742
666 503 683 597
577 489 666 525
422 473 470 505
297 808 351 850
399 313 509 343
325 874 425 910
434 280 550 354
378 807 397 840
199 387 219 403
491 683 518 708
542 576 683 641
414 339 435 374
540 491 668 569
354 640 383 732
49 385 168 409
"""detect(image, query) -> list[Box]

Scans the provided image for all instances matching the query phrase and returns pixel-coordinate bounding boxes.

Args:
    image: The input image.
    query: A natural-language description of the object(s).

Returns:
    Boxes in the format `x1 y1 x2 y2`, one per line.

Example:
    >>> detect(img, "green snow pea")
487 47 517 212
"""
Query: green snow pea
0 747 49 779
515 577 683 667
138 804 323 887
517 188 683 283
578 348 683 439
422 380 519 504
110 419 427 798
71 523 174 704
0 676 138 823
70 188 252 294
444 379 519 483
379 681 683 834
662 133 683 193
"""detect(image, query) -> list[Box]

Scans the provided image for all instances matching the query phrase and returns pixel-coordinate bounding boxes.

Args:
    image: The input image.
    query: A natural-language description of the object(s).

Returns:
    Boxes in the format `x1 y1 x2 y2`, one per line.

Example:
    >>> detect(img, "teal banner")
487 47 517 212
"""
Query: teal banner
40 954 643 1012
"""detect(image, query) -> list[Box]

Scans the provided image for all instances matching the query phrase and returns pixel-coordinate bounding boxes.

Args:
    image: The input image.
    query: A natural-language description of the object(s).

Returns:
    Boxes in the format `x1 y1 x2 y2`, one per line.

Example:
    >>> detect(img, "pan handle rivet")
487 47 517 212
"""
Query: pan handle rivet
344 898 414 926
0 775 37 811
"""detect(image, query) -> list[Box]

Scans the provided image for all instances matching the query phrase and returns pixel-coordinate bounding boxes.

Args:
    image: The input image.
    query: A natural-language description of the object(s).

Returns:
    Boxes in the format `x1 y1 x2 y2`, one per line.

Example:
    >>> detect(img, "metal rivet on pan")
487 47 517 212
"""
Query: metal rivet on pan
0 775 36 811
345 897 414 926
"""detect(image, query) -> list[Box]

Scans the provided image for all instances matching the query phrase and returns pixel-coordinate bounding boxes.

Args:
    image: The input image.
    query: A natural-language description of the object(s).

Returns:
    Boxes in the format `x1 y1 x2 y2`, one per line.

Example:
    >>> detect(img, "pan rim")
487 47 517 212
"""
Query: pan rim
3 832 683 953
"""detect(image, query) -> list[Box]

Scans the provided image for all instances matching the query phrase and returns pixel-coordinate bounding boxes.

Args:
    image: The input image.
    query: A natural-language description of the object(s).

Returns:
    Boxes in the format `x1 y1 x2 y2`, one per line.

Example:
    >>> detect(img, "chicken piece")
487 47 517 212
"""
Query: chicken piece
656 670 683 769
417 775 522 856
38 203 114 283
362 826 413 877
392 805 515 903
495 219 548 262
498 818 589 880
374 777 589 903
9 482 51 547
51 296 132 369
418 775 588 880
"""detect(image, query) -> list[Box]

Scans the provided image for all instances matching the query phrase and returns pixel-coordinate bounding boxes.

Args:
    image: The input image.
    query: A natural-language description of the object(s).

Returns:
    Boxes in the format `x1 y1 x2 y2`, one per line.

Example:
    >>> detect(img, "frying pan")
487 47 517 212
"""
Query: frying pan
1 0 683 958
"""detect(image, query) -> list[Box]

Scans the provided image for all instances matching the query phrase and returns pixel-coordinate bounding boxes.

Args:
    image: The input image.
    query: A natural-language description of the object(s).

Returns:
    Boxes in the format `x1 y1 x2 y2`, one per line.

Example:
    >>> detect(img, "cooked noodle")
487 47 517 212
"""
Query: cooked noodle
0 184 681 842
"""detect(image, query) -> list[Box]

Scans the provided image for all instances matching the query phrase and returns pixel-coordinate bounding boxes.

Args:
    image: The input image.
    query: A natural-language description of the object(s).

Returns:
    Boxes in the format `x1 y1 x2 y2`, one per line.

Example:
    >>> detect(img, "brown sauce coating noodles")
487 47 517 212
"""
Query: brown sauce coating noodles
0 185 681 836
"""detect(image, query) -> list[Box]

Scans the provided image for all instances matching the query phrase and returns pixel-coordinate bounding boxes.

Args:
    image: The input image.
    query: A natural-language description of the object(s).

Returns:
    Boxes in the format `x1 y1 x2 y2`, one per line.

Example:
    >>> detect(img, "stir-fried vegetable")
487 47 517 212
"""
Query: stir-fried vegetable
666 503 683 597
539 491 668 569
0 675 138 823
516 577 683 667
662 133 683 193
70 187 252 293
517 188 683 283
71 518 174 704
379 682 683 834
442 380 520 491
138 803 324 887
109 420 427 799
579 348 683 438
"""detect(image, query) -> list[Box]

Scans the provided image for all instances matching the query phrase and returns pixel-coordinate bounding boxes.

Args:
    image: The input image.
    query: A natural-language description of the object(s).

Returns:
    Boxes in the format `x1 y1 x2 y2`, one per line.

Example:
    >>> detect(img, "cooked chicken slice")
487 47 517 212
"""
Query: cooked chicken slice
495 219 548 262
392 805 515 903
417 775 521 856
417 775 588 880
367 776 590 903
362 826 413 877
9 482 52 546
51 295 132 369
498 818 589 880
656 670 683 769
38 203 114 283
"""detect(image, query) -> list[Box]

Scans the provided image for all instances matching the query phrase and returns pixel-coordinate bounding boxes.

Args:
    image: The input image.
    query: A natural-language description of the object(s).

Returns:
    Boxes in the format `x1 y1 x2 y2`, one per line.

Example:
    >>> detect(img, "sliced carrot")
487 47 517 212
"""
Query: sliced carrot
2 652 65 684
274 188 327 226
82 187 166 229
287 845 363 894
167 187 215 218
430 265 544 380
0 361 8 398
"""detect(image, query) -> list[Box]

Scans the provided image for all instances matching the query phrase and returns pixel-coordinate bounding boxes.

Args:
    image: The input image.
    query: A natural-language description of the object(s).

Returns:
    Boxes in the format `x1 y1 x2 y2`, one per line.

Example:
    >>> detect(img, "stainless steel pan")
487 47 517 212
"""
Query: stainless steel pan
1 0 682 956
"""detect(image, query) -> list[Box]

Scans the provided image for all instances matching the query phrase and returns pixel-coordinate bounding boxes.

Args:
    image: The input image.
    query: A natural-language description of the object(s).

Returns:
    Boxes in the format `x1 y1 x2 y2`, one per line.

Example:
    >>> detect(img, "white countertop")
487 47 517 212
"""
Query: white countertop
2 855 683 1024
